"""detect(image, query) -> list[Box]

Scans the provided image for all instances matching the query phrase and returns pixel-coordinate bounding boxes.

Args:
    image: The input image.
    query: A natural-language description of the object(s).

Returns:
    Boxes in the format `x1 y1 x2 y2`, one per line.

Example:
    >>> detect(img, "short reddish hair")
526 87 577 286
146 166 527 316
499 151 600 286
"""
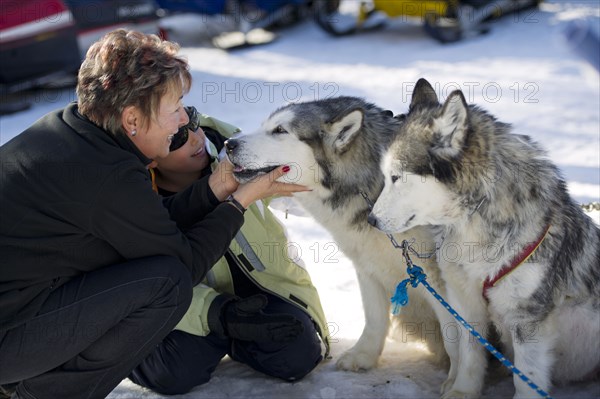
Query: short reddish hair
77 29 192 135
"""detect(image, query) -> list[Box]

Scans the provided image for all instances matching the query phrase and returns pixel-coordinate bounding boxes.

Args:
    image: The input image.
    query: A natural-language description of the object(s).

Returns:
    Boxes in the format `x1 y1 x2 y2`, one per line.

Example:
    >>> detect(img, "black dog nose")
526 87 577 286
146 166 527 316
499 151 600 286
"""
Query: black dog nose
367 213 378 227
224 139 238 154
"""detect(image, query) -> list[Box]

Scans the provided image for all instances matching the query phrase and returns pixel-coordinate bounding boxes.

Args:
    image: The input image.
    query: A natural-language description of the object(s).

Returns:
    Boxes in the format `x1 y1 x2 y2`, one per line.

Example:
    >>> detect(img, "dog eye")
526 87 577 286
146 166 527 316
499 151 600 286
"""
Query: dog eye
391 175 400 183
272 125 287 134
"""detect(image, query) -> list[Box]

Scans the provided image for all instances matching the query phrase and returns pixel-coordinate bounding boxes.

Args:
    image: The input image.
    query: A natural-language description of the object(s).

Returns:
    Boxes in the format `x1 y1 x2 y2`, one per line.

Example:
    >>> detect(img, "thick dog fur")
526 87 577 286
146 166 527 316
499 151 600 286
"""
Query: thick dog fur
370 79 600 398
225 97 455 372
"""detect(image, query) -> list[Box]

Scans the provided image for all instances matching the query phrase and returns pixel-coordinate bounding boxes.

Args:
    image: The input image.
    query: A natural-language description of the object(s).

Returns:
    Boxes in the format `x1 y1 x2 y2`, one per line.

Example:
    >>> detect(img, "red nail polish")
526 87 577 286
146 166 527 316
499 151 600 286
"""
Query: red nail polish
282 165 290 173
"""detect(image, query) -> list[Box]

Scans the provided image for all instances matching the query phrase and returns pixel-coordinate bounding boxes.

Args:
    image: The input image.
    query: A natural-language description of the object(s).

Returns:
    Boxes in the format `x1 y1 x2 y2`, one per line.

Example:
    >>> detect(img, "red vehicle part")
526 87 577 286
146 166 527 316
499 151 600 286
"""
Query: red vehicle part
0 0 81 92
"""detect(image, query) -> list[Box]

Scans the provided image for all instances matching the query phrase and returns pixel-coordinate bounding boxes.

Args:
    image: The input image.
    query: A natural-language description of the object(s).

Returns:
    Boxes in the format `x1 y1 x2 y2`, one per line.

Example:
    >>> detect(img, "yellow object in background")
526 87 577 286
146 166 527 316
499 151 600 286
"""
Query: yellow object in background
372 0 448 18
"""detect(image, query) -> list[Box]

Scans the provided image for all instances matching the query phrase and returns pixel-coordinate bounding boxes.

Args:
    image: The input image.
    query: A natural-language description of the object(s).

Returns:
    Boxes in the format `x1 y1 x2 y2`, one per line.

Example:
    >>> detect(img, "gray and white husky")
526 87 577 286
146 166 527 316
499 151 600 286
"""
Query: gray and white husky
224 97 456 371
369 78 600 398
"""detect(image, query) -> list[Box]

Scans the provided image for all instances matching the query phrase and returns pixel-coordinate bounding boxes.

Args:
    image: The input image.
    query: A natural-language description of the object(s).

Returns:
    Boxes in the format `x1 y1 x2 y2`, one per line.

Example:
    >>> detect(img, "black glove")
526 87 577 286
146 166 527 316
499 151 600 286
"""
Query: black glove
208 294 304 343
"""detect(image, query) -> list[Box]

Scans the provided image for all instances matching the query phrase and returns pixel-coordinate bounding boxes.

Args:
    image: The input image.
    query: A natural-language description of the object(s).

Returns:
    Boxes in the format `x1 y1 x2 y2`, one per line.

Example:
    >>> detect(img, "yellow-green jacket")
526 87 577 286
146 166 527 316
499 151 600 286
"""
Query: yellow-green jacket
173 115 331 357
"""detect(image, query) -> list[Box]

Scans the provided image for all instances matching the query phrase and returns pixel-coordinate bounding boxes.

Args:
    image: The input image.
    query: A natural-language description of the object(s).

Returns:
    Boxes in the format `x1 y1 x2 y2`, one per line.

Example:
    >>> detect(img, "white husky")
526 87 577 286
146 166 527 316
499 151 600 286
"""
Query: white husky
224 97 455 373
369 79 600 398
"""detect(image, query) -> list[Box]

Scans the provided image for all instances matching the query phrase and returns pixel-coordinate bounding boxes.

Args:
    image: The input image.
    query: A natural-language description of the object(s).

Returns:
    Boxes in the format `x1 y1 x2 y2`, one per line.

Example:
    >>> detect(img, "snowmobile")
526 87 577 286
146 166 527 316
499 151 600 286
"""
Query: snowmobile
156 0 313 49
314 0 543 43
0 0 81 114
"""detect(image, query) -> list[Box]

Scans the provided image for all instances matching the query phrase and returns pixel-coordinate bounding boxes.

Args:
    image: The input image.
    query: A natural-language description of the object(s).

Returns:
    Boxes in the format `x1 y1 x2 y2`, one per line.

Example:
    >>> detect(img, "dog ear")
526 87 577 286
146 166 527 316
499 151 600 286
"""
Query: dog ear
328 109 363 153
427 90 469 183
432 90 469 158
410 78 438 111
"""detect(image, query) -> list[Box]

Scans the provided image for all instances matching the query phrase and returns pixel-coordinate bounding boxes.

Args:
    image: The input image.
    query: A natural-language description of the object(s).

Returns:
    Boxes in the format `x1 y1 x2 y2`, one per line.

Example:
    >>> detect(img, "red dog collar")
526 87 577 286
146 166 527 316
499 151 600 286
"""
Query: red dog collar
483 225 551 302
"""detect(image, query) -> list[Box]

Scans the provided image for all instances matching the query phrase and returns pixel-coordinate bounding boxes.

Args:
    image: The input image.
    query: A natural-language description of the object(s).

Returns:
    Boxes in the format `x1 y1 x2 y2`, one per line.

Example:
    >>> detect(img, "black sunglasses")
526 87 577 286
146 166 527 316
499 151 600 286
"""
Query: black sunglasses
169 106 201 152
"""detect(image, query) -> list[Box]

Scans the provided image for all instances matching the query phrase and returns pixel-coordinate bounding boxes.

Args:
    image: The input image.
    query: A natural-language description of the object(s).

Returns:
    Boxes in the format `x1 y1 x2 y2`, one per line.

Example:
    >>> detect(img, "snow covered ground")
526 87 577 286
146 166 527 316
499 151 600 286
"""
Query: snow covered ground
1 1 598 398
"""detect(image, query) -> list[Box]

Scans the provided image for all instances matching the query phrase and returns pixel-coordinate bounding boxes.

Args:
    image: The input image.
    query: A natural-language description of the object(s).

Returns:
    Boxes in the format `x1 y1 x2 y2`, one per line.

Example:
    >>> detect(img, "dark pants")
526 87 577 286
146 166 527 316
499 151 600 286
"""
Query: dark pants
0 256 193 399
129 294 323 395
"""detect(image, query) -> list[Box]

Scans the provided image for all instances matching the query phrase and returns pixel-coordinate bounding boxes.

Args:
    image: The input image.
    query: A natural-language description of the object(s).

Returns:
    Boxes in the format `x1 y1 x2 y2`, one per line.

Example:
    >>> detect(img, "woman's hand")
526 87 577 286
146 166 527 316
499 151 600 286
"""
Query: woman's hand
232 165 310 208
208 157 239 201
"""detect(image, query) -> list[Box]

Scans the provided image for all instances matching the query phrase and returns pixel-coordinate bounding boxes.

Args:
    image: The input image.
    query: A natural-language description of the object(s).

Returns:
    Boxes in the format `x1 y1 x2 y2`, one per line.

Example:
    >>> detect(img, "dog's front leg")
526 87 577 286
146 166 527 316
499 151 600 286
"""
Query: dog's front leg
336 270 390 371
433 297 461 396
441 280 488 399
509 317 555 399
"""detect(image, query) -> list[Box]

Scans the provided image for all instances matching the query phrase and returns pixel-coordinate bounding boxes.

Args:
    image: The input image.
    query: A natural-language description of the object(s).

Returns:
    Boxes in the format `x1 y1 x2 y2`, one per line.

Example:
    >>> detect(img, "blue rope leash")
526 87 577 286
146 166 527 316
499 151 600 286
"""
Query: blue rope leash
392 242 553 399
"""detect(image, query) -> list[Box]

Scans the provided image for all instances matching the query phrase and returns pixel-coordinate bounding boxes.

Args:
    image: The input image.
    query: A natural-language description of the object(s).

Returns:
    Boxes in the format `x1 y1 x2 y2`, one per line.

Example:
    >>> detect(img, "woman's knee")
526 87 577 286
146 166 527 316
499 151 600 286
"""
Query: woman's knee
139 255 193 312
129 331 220 395
162 255 193 305
279 321 323 381
251 314 323 382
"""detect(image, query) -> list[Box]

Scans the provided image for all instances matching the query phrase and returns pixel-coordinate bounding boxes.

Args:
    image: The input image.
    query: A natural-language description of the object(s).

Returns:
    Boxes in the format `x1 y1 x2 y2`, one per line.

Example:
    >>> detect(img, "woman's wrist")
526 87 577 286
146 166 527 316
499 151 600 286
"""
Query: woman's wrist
232 190 253 208
225 194 246 214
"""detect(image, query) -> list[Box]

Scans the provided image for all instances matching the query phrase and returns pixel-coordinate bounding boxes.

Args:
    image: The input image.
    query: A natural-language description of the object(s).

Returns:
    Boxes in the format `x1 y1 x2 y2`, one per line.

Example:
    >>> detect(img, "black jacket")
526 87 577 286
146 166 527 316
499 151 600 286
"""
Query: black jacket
0 103 244 331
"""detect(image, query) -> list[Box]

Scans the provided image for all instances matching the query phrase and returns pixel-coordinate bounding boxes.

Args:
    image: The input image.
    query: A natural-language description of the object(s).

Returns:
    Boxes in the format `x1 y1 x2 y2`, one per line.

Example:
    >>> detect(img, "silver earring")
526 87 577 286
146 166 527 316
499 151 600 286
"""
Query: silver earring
131 129 137 137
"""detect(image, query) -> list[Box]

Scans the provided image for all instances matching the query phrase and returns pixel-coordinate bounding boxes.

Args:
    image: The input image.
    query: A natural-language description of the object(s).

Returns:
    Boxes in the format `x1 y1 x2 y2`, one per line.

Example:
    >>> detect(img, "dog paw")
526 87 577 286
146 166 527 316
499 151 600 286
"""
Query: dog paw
441 390 479 399
336 349 378 372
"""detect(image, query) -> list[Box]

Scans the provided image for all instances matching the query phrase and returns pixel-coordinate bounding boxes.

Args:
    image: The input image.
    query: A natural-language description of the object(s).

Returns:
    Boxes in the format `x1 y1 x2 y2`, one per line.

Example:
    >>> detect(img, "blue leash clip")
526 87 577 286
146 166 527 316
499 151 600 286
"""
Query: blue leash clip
390 264 426 315
390 279 410 314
